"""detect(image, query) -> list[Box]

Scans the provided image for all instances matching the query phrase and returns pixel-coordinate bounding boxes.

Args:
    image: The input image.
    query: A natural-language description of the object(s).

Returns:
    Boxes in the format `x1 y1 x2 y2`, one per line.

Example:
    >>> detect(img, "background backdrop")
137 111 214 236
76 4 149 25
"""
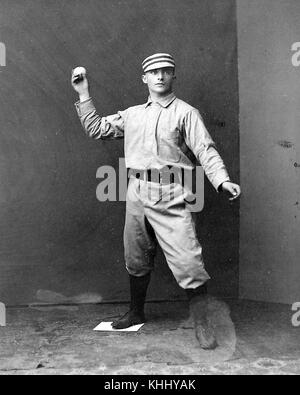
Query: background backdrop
0 0 239 306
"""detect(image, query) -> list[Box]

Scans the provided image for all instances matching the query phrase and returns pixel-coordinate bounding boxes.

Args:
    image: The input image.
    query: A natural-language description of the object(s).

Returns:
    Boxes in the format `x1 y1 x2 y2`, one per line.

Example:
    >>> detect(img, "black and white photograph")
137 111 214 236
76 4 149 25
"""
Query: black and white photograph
0 0 299 378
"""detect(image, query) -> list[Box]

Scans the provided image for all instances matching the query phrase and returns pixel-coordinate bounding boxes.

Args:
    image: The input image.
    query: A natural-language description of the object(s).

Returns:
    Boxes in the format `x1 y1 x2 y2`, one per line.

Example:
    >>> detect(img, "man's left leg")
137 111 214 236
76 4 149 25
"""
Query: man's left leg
144 182 217 349
185 284 218 350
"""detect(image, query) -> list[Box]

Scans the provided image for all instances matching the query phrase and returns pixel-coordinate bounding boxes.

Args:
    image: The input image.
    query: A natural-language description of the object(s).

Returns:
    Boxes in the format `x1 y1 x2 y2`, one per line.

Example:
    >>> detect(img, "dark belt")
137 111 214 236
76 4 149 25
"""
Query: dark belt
129 167 184 185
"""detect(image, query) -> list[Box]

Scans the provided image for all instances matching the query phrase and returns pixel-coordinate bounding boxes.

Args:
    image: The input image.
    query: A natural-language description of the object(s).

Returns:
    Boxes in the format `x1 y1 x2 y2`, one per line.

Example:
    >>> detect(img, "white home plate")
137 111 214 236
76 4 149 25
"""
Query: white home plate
93 321 144 332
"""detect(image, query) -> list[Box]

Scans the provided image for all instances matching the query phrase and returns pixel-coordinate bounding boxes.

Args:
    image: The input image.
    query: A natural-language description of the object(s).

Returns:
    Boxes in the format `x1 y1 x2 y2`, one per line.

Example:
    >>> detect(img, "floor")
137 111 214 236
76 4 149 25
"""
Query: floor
0 298 300 375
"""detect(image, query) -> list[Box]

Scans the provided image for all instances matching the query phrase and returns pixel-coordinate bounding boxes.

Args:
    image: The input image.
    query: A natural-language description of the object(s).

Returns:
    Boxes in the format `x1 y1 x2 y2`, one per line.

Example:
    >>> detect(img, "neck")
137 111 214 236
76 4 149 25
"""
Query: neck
149 89 173 101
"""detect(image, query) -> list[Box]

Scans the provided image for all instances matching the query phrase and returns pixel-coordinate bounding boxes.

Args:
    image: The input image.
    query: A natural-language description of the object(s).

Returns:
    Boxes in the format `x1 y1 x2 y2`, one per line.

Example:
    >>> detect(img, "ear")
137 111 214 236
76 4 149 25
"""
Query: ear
142 74 148 84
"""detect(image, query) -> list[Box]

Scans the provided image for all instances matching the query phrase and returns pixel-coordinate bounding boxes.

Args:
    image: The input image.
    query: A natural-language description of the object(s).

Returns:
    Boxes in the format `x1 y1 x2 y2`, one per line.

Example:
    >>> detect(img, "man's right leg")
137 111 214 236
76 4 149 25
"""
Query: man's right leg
112 272 151 329
112 178 157 329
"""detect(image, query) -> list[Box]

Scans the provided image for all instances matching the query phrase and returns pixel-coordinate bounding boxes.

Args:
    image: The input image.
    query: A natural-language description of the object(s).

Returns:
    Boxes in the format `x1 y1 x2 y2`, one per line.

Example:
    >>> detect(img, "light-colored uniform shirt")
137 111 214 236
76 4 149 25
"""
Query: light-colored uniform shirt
74 92 230 191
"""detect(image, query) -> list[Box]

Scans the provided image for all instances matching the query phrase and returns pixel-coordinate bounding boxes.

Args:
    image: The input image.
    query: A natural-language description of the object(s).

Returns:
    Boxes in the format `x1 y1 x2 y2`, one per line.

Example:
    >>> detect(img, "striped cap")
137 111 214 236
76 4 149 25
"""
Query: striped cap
142 53 175 73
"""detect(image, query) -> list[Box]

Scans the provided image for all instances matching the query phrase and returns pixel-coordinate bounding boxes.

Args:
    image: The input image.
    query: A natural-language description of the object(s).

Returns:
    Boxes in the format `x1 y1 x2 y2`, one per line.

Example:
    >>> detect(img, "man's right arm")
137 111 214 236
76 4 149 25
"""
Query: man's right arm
71 70 125 140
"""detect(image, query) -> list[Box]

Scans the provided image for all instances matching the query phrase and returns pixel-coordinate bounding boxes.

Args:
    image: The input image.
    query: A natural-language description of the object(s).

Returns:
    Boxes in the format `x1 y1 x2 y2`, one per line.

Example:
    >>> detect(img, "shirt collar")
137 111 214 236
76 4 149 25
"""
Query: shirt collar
145 92 176 108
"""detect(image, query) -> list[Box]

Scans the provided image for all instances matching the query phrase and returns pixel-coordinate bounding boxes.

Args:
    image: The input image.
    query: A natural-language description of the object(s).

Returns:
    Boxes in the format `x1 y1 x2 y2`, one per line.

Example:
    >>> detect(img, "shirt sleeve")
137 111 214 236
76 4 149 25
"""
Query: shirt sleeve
183 109 230 191
74 98 125 140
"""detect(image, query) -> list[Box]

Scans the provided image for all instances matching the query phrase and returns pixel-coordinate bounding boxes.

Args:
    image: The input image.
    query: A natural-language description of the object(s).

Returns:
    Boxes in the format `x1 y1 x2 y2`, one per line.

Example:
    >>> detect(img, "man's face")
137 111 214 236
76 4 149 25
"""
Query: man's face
142 67 175 96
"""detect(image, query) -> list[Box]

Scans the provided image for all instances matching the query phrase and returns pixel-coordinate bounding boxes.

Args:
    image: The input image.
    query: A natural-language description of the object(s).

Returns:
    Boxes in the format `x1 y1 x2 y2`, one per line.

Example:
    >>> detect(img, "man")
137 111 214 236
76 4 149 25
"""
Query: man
71 53 241 350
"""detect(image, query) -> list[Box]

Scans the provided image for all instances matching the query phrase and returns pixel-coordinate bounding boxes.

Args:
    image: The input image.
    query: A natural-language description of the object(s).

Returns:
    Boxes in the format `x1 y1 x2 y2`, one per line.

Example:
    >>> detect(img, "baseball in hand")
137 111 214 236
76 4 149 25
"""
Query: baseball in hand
72 66 87 83
73 66 86 76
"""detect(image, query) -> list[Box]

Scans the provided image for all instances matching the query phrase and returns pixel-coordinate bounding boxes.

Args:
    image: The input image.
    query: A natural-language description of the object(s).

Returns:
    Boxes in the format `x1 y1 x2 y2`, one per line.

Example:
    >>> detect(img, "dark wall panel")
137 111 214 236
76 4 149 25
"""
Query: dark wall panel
0 0 239 305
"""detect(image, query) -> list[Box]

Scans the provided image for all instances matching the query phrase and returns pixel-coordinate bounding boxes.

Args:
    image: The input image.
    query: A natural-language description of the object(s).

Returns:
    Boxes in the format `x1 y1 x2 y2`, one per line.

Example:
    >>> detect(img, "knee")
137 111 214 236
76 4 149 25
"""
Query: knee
125 245 156 275
126 264 152 277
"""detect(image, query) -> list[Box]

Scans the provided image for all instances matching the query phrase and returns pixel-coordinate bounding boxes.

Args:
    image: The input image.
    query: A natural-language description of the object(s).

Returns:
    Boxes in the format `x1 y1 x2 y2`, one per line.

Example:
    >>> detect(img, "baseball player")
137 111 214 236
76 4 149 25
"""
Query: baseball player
71 53 241 349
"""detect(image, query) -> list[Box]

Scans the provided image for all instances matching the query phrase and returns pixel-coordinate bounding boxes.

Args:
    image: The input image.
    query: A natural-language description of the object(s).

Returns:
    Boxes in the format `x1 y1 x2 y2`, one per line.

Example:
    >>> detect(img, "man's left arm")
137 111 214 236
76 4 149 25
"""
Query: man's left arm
183 109 241 200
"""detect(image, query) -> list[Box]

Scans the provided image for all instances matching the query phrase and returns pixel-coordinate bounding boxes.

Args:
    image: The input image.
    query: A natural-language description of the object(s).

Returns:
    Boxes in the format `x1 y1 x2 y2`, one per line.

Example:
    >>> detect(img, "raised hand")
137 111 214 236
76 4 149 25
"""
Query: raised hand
71 67 90 101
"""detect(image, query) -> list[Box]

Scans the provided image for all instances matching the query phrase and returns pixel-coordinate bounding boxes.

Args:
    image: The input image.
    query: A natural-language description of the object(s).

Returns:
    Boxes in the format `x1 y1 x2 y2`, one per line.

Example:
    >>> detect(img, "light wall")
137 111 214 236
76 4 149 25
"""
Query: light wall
237 0 300 303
